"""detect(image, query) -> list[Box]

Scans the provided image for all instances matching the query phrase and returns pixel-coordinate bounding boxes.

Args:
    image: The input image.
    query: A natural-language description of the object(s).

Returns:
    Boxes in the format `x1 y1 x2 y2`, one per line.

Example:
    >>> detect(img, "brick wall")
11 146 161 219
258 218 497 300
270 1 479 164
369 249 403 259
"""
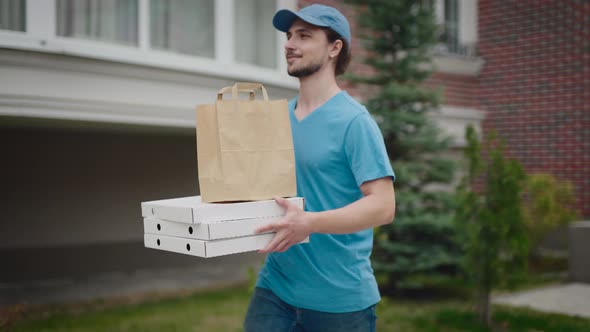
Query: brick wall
478 0 589 217
293 1 589 217
425 73 479 109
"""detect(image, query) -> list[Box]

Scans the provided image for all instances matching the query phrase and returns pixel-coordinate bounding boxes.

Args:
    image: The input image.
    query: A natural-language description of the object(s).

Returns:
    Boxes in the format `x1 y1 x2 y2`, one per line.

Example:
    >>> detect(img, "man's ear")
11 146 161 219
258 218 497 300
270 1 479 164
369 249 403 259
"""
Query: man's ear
329 39 343 59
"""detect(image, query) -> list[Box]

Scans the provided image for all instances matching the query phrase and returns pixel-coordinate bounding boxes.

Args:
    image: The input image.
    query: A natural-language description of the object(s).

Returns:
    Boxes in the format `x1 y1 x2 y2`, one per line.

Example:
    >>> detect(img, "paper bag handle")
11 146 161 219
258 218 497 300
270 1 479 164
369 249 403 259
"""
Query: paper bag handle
232 83 269 101
217 86 256 101
216 82 269 101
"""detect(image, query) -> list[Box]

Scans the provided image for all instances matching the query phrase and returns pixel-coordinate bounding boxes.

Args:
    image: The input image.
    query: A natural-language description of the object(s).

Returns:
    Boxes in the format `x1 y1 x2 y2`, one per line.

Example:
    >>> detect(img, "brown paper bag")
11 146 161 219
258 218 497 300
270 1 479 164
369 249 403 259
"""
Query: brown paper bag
196 82 296 203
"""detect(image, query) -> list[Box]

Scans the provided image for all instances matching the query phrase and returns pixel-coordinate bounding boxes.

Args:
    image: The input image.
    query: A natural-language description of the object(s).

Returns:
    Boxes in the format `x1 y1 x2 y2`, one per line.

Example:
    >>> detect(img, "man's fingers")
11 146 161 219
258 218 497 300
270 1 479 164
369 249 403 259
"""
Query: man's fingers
259 232 284 253
274 196 289 210
276 239 291 252
255 222 275 234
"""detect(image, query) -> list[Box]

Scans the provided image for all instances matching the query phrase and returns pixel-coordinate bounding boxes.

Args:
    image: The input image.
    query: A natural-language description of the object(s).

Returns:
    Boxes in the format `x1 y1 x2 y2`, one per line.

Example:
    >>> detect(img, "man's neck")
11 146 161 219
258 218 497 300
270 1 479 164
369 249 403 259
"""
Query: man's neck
296 68 341 117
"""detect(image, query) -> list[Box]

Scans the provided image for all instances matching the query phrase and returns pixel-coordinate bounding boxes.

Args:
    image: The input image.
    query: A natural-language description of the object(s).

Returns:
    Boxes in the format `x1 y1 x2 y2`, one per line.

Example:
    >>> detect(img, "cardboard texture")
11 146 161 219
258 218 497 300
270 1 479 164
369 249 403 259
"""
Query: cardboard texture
144 233 309 258
196 82 296 203
141 196 304 224
143 216 278 240
144 233 274 258
141 195 308 258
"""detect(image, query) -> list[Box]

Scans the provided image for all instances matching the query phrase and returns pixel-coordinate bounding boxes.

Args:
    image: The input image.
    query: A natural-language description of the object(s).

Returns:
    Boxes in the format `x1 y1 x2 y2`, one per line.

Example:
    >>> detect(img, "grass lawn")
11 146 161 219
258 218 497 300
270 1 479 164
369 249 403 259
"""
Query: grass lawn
5 283 590 332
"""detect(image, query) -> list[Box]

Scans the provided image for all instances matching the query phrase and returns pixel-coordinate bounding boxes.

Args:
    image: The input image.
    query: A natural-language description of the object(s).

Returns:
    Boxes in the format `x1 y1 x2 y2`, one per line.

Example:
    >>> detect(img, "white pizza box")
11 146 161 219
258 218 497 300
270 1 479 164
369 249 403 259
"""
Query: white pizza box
143 216 279 240
144 233 309 258
141 196 304 224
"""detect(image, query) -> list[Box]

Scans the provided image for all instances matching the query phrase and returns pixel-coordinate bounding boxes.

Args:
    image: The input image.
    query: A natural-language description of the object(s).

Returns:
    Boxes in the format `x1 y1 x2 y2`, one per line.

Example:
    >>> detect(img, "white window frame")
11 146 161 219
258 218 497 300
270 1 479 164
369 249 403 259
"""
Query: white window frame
432 0 478 58
0 0 298 89
431 0 483 76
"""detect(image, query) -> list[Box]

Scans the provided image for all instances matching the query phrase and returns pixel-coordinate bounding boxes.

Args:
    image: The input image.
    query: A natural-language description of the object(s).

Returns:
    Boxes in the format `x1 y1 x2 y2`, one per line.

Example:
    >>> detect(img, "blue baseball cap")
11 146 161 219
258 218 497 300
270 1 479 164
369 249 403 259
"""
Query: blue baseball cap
273 4 351 49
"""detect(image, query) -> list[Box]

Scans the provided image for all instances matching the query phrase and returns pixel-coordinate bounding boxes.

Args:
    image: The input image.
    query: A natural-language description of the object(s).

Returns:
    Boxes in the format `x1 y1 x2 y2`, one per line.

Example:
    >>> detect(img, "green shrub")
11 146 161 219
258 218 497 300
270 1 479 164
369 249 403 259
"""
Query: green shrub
455 126 529 327
521 173 580 253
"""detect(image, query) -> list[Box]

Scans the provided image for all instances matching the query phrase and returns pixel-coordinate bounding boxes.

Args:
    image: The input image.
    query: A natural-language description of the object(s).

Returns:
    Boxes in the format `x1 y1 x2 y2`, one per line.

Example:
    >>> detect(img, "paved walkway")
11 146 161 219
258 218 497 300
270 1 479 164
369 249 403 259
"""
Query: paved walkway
1 267 247 306
493 283 590 318
1 254 264 306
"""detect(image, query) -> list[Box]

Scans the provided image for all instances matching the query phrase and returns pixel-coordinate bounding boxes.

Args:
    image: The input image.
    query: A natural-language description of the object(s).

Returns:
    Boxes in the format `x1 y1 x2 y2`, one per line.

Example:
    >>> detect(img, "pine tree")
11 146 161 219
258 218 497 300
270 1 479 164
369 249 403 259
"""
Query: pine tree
346 0 461 291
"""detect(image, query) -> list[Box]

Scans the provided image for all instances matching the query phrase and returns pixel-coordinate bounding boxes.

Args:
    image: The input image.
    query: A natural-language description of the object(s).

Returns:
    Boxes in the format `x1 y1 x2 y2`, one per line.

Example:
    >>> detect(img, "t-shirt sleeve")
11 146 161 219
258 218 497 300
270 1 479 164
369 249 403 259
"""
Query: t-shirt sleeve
344 113 395 188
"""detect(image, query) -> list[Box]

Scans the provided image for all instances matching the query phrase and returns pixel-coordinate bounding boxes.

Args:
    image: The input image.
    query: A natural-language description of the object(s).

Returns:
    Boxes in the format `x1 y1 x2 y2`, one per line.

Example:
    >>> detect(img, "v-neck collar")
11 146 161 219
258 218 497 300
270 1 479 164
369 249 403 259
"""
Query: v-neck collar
291 91 345 124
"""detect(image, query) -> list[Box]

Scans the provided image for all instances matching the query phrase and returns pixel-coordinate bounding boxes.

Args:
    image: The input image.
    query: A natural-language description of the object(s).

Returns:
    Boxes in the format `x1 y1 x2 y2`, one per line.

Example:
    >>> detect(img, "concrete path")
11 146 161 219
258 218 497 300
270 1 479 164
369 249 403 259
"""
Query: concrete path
1 253 264 306
493 283 590 318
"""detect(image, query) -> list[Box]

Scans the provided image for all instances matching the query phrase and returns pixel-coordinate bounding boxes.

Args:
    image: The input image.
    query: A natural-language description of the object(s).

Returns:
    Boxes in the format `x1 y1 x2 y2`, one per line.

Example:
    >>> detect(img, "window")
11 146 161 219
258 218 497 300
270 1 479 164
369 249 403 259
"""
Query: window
0 0 25 32
150 0 215 58
434 0 478 57
56 0 138 46
442 0 459 53
235 0 277 68
0 0 291 84
55 0 216 57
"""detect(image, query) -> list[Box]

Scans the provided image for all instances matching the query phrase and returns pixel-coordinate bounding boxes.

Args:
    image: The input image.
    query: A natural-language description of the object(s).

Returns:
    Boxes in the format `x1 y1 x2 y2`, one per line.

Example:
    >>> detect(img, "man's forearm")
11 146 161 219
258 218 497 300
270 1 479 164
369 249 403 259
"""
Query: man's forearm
257 178 395 253
307 190 395 234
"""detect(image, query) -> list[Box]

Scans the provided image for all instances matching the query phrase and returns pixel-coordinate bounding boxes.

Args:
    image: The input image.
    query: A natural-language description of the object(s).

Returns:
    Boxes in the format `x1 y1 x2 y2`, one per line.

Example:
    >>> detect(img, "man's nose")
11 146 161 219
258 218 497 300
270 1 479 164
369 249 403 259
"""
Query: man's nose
284 39 295 51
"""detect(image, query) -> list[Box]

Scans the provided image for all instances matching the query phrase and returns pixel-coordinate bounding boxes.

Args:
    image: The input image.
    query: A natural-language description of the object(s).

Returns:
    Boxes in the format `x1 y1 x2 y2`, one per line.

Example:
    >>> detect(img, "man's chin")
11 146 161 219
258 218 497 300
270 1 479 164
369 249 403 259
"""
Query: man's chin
287 68 303 78
287 62 323 78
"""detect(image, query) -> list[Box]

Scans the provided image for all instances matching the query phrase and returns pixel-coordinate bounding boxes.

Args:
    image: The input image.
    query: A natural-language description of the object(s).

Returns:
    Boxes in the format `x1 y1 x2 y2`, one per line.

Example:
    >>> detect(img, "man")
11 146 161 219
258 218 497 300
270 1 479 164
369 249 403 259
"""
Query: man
244 4 396 332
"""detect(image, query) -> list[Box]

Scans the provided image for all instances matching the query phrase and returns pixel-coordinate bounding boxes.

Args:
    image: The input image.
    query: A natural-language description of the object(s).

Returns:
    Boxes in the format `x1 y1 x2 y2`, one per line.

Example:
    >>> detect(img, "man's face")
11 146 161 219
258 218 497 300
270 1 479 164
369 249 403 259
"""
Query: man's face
285 19 332 78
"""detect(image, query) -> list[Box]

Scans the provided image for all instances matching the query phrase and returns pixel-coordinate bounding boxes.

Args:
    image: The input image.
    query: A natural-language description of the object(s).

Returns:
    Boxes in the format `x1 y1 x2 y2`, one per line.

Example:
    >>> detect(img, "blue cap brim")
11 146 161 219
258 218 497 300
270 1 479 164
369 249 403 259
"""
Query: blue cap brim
273 9 330 33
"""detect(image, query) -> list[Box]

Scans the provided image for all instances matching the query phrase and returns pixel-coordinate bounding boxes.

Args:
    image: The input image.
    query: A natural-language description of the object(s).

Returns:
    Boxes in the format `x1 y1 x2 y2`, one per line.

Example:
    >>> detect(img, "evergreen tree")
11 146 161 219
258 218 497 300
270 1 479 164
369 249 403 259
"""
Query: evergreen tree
346 0 461 291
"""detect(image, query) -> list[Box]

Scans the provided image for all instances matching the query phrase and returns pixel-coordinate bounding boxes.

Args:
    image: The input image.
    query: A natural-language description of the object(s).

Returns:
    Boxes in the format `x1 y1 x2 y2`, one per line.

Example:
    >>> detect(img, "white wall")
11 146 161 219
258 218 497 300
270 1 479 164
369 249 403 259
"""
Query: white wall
0 49 297 128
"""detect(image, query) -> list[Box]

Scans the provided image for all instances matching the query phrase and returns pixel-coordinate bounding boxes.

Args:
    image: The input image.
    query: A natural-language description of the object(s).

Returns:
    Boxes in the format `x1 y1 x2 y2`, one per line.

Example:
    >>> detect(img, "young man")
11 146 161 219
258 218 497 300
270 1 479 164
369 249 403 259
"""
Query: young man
244 4 396 332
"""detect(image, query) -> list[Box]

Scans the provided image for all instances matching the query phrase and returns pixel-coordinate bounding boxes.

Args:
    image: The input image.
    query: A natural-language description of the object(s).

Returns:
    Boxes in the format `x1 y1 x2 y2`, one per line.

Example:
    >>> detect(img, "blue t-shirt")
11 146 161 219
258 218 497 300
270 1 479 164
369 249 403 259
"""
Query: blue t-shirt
256 91 395 313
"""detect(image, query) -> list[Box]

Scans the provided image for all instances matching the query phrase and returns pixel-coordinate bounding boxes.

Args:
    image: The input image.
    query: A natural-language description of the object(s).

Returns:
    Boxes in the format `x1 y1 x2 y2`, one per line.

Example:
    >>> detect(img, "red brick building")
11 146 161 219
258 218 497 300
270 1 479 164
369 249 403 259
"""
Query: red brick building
475 0 589 218
309 0 589 218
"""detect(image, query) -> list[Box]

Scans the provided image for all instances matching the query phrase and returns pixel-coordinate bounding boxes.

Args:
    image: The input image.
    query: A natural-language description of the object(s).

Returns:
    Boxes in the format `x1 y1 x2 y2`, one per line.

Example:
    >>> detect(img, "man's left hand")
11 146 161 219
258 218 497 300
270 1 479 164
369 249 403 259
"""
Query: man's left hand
256 197 312 253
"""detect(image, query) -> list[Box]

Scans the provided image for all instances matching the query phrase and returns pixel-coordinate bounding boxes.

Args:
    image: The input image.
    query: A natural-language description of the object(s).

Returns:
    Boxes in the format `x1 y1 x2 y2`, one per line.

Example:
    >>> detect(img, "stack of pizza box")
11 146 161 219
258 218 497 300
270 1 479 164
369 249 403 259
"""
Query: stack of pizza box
141 196 306 258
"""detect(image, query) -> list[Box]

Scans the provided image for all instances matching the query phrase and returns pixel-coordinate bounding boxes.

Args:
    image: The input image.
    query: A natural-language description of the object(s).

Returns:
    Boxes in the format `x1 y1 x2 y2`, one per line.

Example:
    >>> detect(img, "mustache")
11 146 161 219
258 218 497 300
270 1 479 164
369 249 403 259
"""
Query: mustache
286 51 301 58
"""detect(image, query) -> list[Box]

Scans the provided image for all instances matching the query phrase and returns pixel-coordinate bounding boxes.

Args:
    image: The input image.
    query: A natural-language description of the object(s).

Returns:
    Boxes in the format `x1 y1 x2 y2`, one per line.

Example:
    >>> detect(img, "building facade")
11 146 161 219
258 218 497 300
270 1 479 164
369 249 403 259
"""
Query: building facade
475 0 589 218
0 0 301 305
5 0 584 304
343 0 588 216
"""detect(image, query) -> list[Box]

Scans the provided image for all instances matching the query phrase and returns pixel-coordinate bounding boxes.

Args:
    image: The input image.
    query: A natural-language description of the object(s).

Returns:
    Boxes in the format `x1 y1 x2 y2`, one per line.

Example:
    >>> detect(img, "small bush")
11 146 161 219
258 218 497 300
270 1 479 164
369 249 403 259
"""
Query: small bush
521 173 580 253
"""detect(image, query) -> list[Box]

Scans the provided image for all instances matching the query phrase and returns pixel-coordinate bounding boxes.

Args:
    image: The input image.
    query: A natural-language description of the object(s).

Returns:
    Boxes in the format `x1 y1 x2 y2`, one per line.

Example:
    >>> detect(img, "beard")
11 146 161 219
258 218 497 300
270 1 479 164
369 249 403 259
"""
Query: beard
287 59 324 78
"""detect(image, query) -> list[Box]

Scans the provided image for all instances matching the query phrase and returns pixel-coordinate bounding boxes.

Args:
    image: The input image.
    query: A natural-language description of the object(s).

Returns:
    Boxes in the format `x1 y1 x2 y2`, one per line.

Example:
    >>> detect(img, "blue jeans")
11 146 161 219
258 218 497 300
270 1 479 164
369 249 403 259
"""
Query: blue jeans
243 287 377 332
